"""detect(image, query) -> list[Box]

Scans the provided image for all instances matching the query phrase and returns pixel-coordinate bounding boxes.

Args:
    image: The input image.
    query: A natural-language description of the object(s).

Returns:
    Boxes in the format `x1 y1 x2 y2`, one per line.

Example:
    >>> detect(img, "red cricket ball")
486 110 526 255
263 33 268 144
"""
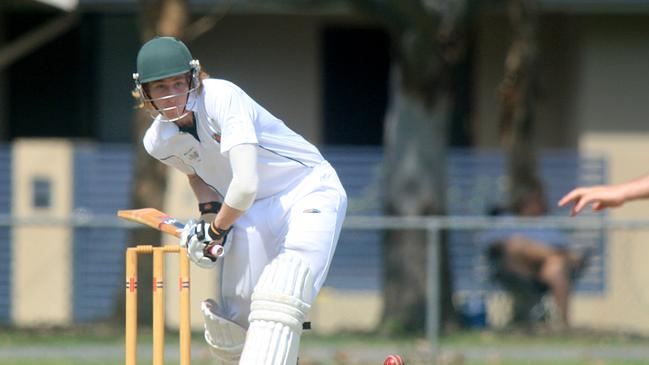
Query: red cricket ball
384 354 405 365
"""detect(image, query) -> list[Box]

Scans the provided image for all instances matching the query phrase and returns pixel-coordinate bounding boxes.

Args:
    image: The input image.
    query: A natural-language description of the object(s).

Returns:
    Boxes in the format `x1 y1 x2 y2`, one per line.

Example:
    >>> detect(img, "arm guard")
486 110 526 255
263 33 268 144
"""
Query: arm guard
224 143 258 211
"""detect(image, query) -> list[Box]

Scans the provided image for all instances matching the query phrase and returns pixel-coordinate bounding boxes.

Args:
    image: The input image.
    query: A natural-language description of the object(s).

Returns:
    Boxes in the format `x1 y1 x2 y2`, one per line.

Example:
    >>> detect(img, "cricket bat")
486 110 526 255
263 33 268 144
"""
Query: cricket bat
117 208 185 238
117 208 225 258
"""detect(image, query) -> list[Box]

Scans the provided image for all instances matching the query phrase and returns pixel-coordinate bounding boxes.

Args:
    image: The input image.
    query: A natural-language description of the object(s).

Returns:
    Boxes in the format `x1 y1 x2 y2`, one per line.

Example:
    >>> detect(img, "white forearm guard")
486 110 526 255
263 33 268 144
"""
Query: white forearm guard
224 143 258 211
239 254 313 365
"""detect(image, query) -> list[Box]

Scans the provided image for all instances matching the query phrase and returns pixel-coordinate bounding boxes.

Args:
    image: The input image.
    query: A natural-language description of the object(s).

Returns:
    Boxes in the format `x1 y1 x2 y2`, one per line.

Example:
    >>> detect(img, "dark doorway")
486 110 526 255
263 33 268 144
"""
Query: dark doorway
7 11 93 140
322 27 390 146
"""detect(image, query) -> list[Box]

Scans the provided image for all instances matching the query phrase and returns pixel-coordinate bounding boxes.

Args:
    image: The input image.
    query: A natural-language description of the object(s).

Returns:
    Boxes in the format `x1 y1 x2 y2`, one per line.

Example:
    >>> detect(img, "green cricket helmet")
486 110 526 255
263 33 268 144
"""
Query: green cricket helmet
133 36 202 122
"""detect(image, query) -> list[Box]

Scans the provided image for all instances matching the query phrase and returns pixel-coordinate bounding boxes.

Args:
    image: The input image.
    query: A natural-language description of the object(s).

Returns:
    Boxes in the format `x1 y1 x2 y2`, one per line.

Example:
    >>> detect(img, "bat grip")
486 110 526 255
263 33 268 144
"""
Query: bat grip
204 242 225 261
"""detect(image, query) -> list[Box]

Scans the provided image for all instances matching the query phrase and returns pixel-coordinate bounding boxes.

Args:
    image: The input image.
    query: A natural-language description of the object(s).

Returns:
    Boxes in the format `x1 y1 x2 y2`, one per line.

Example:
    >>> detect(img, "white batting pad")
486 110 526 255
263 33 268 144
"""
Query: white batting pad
239 254 313 365
201 299 247 365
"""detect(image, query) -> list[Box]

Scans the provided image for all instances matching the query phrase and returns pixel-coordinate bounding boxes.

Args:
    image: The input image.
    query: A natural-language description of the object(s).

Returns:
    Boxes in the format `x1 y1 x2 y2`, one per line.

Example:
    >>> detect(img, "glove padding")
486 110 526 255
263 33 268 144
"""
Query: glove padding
180 219 232 269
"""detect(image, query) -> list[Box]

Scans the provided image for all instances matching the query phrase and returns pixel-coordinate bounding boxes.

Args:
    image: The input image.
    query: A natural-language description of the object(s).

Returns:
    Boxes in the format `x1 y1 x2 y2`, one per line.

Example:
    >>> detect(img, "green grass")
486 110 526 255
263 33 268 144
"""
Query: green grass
0 361 217 365
461 362 647 365
3 325 648 347
0 359 647 365
6 360 641 365
0 324 122 347
441 328 649 347
2 326 649 365
0 357 645 364
301 328 649 348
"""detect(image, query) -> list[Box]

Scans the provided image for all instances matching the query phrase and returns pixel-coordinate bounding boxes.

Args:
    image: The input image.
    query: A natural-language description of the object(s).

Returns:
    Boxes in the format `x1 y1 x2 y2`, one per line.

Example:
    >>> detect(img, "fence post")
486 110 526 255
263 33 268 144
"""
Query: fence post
426 219 440 362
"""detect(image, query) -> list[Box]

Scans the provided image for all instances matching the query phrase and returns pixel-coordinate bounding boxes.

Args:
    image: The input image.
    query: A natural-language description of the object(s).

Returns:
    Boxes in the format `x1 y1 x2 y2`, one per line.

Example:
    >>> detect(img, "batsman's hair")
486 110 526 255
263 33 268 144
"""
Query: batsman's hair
131 69 210 111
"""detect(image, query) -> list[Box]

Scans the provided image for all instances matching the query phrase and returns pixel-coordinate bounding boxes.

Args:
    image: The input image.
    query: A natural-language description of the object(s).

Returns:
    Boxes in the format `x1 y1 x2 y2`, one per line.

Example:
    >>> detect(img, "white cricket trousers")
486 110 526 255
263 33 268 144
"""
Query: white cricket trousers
216 161 347 328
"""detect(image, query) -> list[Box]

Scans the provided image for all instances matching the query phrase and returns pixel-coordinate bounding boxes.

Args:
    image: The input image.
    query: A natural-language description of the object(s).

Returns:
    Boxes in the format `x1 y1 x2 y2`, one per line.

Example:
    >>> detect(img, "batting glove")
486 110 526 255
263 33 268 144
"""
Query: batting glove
180 219 232 269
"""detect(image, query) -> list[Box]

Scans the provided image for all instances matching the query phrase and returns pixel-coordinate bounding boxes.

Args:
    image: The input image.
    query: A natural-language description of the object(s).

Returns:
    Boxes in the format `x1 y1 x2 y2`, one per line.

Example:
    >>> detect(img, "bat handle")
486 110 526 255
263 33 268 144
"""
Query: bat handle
205 243 225 260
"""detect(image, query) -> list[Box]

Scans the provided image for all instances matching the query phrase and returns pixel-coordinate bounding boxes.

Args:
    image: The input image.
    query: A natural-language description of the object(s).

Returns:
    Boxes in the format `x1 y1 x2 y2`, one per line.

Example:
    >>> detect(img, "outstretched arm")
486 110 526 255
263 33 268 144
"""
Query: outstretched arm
558 173 649 216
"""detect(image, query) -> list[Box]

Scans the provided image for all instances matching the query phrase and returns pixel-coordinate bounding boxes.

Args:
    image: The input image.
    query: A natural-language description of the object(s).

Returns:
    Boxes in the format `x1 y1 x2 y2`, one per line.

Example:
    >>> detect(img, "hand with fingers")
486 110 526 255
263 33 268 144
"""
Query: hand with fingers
179 219 232 268
558 185 627 216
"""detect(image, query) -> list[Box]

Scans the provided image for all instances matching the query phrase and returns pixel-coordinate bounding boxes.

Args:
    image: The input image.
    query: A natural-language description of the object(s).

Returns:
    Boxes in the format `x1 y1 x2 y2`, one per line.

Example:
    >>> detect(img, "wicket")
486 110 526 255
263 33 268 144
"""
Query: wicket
125 245 191 365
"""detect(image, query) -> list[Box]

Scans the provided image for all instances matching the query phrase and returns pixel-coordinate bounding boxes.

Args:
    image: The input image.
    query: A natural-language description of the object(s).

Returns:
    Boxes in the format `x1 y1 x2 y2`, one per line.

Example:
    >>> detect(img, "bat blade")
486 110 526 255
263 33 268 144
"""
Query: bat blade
117 208 185 238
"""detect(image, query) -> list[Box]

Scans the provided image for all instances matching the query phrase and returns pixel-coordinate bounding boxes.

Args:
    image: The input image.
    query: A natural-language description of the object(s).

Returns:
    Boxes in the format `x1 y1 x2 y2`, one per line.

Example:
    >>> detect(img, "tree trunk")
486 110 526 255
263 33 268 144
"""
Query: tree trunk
371 0 469 335
122 0 188 325
132 0 188 213
380 12 466 329
498 0 541 203
381 80 456 334
268 0 469 335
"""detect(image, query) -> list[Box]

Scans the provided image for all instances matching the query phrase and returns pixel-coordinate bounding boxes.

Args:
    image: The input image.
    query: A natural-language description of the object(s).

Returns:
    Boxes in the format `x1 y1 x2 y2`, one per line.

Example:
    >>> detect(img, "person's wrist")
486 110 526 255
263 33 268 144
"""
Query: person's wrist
207 221 230 241
199 201 222 215
618 184 634 202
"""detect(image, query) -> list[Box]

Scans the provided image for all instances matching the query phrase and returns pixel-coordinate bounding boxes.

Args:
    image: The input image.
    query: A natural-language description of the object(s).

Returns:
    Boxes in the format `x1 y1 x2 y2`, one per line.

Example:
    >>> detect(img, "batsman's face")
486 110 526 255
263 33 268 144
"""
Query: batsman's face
146 75 191 120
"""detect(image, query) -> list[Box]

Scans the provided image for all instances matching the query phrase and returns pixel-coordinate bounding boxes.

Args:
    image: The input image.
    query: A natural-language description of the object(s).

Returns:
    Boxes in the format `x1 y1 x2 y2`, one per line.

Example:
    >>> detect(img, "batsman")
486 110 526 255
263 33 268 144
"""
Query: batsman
132 37 347 364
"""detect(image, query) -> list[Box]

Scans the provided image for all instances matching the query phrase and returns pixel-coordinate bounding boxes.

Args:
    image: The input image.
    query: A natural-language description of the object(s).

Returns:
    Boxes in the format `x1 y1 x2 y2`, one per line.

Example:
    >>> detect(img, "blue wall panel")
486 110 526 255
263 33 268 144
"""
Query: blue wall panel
73 144 133 322
321 146 384 291
321 147 607 294
0 145 11 323
447 149 607 293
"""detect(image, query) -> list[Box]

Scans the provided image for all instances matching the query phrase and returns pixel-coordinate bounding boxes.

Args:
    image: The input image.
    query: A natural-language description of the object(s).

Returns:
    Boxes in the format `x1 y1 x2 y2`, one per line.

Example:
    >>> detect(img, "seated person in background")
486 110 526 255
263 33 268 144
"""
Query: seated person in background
479 182 587 328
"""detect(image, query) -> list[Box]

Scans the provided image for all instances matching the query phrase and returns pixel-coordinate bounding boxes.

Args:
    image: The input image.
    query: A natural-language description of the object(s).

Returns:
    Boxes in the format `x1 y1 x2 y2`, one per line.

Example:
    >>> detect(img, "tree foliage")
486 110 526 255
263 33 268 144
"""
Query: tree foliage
348 0 469 334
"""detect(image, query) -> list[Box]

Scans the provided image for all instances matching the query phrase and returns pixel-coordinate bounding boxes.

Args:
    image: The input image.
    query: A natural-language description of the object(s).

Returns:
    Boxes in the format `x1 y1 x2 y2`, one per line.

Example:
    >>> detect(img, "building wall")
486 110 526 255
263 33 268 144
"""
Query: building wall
0 145 11 324
87 13 322 144
570 15 649 333
0 13 6 141
190 14 324 144
11 139 73 326
5 140 134 326
94 14 140 143
474 12 649 333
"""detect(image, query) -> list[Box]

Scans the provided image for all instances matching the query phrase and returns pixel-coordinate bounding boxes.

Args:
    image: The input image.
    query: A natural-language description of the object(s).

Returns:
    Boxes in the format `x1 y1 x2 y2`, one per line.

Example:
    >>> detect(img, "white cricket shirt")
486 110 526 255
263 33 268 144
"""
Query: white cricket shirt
143 79 324 200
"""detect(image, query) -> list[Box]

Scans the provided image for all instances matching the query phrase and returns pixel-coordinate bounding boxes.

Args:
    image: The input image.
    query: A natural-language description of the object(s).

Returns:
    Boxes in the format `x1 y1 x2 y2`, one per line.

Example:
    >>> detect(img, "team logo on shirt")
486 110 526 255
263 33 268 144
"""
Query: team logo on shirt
183 147 201 162
212 133 221 143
